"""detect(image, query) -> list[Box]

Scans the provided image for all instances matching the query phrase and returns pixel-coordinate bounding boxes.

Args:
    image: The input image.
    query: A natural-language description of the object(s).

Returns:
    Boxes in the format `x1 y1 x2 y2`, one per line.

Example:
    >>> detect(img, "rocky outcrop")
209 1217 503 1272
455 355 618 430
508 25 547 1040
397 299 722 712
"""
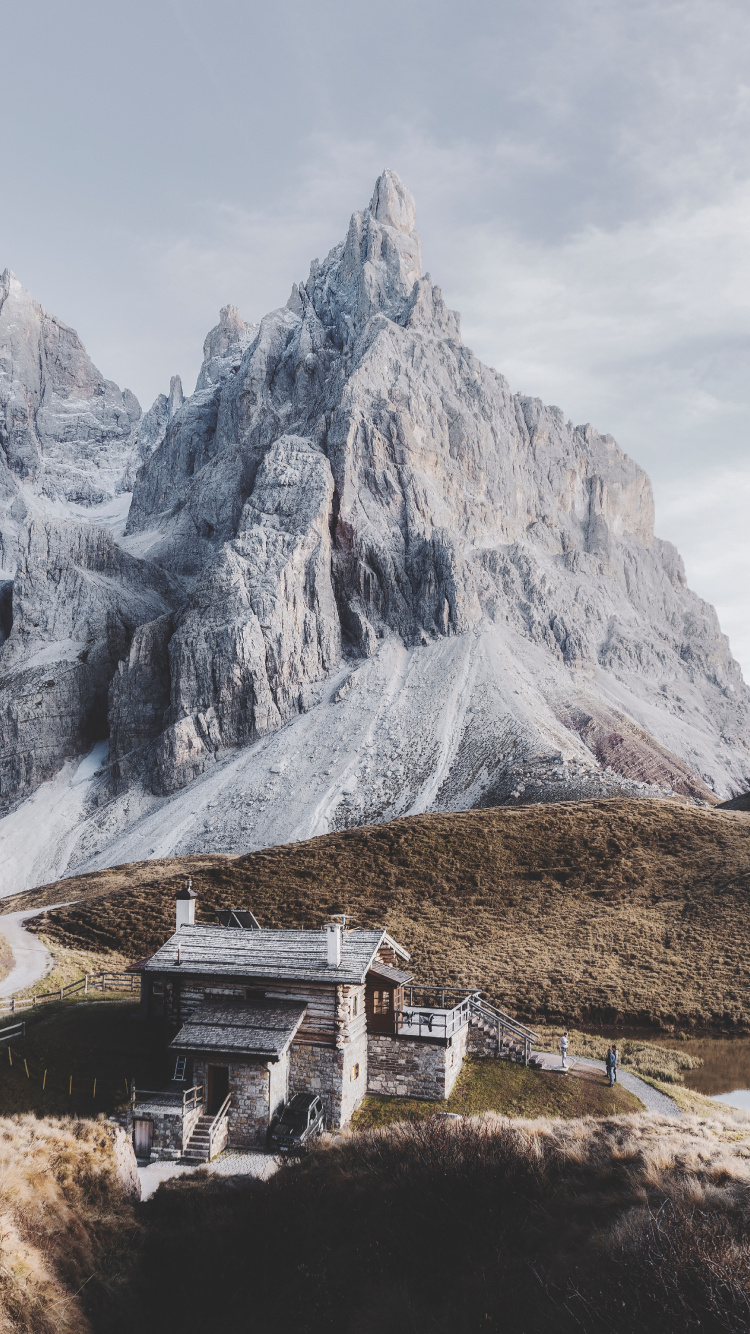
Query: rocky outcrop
0 520 173 804
0 171 748 881
0 269 140 514
111 169 748 814
135 435 341 792
0 273 160 811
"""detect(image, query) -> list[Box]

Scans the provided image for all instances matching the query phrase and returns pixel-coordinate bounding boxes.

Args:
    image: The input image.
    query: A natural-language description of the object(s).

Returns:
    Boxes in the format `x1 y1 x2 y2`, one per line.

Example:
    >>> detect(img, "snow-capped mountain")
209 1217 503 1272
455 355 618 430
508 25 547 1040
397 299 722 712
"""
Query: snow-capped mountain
1 173 748 893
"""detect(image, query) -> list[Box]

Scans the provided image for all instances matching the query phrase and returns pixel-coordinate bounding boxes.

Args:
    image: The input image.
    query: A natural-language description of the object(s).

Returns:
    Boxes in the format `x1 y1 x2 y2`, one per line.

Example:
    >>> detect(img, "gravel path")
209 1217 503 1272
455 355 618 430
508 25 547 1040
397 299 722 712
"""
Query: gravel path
536 1051 682 1117
138 1149 279 1200
0 904 74 998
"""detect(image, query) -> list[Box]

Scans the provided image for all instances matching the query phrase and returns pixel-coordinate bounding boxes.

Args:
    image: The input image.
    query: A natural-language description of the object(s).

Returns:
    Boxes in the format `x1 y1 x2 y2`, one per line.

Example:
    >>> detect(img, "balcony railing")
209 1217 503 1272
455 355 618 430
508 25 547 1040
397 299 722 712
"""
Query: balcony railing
393 988 539 1064
396 991 477 1040
131 1083 204 1115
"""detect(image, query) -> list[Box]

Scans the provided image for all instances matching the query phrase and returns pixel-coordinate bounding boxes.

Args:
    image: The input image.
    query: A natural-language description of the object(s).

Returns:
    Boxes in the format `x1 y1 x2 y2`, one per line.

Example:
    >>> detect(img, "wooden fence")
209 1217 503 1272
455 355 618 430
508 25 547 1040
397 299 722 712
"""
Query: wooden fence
0 972 139 1015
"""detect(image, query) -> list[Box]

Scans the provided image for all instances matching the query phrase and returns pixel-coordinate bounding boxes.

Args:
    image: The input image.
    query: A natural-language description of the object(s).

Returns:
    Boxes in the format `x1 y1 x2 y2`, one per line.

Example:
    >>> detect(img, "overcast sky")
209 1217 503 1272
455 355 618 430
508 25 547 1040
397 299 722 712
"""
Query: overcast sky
3 0 749 671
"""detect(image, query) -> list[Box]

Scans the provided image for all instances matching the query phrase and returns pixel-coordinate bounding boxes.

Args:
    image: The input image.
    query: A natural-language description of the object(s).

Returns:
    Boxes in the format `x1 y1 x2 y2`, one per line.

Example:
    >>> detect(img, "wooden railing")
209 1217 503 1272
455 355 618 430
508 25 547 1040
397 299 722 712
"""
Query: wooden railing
0 1021 25 1042
467 996 538 1066
0 972 139 1014
183 1084 203 1115
395 988 539 1065
208 1093 231 1157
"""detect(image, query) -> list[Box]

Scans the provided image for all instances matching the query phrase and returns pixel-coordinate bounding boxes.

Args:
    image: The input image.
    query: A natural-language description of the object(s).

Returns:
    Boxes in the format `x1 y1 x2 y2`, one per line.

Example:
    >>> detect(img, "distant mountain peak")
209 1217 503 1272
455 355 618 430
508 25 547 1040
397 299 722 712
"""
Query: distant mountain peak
0 175 748 893
368 169 417 233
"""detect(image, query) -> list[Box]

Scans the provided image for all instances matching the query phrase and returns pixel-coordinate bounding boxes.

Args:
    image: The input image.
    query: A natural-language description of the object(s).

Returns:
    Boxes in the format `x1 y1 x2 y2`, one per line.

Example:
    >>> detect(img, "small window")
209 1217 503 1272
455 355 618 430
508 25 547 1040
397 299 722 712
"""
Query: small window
373 989 391 1015
351 994 358 1017
350 1063 360 1082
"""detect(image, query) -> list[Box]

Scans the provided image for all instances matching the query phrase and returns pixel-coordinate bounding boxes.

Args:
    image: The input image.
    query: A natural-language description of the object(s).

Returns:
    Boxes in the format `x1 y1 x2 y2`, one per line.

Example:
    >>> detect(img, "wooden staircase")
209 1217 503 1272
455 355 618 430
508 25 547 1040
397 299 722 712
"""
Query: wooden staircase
467 998 541 1067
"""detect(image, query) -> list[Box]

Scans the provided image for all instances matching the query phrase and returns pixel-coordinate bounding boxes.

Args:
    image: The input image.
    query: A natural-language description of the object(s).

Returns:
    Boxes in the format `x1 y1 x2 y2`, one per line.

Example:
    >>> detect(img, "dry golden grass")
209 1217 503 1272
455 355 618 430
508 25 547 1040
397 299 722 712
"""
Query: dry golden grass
533 1024 704 1082
16 939 132 1000
135 1111 750 1333
0 1117 139 1334
0 936 13 986
10 799 750 1032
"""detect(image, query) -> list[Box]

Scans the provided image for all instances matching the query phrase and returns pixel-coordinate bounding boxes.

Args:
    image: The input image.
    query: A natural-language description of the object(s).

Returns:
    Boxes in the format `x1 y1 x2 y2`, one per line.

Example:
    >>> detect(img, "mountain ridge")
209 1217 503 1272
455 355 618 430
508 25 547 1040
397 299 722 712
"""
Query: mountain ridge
0 170 748 893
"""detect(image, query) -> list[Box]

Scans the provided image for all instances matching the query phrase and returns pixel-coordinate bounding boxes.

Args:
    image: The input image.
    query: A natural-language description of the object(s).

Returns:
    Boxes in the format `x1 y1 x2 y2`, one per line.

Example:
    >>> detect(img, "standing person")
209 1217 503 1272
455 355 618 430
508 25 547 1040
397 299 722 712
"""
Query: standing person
560 1030 569 1069
612 1044 619 1083
606 1046 616 1086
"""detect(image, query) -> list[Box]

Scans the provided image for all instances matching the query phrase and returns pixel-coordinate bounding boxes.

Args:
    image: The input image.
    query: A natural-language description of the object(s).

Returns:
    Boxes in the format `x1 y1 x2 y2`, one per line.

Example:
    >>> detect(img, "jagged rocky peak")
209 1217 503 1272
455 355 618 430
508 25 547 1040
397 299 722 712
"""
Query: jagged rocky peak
111 168 749 816
168 375 184 417
195 304 259 392
0 268 140 506
1 170 749 883
370 167 417 231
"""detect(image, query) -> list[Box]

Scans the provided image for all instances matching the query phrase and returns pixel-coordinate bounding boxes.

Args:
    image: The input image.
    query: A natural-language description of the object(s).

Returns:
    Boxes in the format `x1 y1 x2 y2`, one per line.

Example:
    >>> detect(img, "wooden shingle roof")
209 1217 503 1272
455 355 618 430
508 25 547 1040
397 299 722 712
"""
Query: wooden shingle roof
145 925 390 985
368 959 413 986
170 998 307 1059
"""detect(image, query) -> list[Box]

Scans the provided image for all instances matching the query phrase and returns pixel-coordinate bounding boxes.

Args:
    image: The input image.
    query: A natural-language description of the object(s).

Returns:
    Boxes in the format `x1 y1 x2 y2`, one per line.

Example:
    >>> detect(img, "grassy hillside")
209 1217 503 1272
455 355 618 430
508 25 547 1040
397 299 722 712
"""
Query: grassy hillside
131 1112 750 1334
0 1117 138 1334
0 1001 170 1118
7 798 750 1032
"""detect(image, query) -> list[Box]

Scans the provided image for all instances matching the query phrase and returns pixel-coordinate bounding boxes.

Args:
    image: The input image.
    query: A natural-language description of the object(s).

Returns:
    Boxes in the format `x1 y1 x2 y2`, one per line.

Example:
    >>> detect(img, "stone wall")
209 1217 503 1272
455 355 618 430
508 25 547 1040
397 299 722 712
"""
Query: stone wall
444 1023 469 1098
367 1024 469 1101
289 1044 342 1128
269 1053 289 1122
192 1056 285 1148
340 1030 368 1125
288 1035 365 1130
132 1105 182 1161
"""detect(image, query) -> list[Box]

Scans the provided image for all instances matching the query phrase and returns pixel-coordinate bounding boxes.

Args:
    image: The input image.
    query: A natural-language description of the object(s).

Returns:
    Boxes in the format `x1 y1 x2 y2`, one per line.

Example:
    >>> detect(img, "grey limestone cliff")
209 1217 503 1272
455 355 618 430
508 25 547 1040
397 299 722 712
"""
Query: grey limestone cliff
112 170 749 807
1 173 748 887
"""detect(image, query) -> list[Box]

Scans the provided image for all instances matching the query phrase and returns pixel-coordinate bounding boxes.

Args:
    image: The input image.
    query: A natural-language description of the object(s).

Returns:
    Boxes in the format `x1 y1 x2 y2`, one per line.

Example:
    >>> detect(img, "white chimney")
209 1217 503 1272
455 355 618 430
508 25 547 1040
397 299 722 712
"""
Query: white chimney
176 879 196 930
324 922 342 967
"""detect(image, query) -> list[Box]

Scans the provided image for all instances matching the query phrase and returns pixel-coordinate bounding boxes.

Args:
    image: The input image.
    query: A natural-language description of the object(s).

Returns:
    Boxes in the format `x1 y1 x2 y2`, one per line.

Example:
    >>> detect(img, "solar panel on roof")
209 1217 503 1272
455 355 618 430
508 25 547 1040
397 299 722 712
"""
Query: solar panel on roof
215 909 261 930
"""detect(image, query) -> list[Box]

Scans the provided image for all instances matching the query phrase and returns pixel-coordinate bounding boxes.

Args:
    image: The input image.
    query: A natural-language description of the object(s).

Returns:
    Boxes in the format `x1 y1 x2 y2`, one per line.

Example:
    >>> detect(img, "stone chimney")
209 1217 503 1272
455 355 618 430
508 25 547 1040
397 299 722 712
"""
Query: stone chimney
324 922 342 967
176 878 196 930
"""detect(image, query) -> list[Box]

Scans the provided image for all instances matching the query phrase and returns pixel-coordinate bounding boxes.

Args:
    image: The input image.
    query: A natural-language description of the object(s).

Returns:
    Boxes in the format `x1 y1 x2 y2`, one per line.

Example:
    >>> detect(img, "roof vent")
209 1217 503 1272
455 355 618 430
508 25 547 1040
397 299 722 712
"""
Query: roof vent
176 879 196 929
215 909 261 931
324 922 342 967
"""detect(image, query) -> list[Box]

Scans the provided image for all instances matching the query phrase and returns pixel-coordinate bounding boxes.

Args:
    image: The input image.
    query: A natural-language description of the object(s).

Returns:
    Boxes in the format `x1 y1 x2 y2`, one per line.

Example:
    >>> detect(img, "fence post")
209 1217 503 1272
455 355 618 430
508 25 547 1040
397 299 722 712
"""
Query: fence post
10 999 14 1014
60 987 63 1001
84 975 88 995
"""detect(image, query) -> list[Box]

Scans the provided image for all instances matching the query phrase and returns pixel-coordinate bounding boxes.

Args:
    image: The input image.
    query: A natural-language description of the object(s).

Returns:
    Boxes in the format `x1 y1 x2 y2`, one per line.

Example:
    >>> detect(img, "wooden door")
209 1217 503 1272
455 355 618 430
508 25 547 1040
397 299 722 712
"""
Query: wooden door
366 983 396 1033
133 1118 153 1158
207 1065 229 1113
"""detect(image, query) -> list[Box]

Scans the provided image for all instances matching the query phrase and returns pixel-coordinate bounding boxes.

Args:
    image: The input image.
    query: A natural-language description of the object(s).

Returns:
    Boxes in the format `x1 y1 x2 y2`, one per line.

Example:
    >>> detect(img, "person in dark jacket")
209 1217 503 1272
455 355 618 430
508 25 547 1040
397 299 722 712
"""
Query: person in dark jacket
612 1044 619 1082
606 1046 616 1086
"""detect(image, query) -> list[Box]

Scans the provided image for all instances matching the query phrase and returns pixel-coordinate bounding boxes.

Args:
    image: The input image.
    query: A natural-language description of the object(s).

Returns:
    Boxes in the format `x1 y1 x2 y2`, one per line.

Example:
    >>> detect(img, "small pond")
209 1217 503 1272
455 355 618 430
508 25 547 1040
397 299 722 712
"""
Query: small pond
576 1026 750 1111
672 1037 750 1111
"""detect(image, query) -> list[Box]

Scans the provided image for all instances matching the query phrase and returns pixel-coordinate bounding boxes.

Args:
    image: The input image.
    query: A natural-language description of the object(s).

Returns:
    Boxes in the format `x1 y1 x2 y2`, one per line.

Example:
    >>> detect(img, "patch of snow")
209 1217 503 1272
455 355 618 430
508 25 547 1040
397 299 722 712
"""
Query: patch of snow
0 742 108 897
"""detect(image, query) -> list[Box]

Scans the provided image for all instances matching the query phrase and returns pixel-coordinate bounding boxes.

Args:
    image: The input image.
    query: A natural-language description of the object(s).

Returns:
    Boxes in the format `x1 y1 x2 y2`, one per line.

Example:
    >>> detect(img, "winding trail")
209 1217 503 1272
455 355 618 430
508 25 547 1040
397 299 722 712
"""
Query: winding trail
536 1050 682 1117
0 904 75 999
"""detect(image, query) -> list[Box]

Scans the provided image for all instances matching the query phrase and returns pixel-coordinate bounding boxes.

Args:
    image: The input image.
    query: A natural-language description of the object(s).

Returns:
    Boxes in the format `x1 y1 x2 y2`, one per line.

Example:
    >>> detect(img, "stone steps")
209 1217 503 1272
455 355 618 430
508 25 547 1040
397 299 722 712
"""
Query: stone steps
183 1115 214 1163
469 1013 542 1066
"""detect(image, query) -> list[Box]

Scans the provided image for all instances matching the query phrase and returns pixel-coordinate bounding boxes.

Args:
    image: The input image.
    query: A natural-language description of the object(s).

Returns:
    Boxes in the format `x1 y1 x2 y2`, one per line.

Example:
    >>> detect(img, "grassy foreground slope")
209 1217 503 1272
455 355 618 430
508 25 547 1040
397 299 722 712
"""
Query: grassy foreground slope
135 1114 750 1334
0 1117 138 1334
8 799 750 1031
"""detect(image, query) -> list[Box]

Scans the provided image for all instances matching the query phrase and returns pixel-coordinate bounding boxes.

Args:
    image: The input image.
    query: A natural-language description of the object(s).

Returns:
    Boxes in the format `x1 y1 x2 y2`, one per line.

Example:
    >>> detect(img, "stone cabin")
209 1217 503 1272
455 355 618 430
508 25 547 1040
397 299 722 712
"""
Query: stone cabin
131 889 536 1161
